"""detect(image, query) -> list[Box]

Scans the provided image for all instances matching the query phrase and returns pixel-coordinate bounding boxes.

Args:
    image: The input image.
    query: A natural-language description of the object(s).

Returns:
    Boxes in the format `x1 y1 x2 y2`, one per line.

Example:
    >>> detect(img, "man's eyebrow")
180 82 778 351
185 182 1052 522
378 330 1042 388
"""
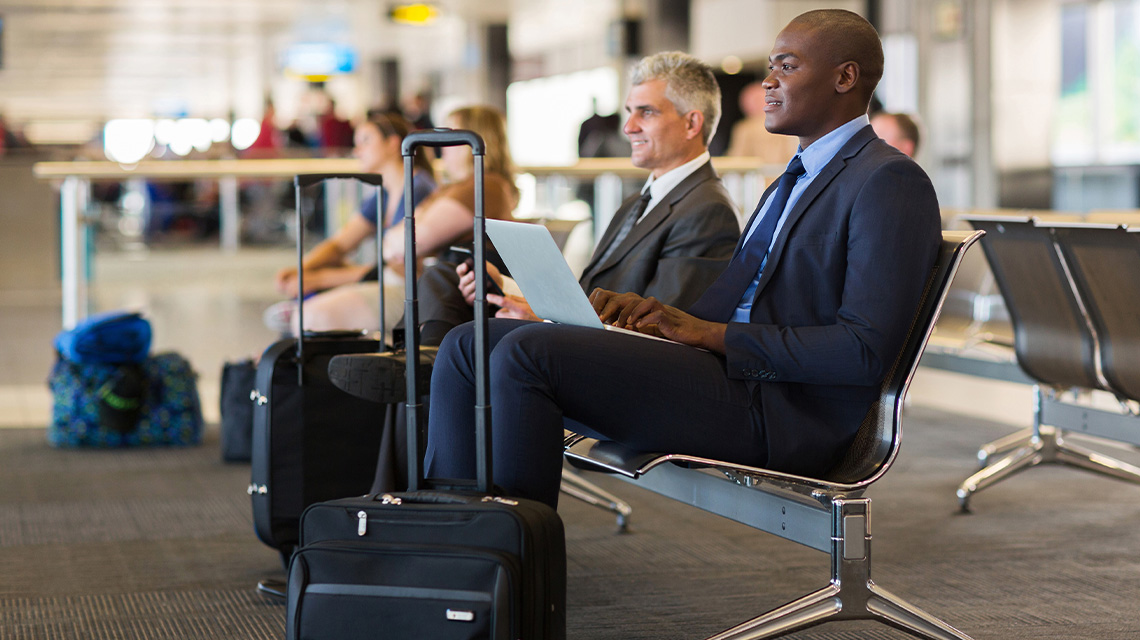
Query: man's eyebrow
769 53 798 64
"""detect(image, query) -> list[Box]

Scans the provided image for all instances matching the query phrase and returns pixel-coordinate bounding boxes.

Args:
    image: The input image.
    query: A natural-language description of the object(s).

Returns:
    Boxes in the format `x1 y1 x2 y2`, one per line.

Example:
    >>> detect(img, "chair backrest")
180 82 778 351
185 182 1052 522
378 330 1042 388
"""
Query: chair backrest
1051 224 1140 401
964 216 1102 391
824 230 984 485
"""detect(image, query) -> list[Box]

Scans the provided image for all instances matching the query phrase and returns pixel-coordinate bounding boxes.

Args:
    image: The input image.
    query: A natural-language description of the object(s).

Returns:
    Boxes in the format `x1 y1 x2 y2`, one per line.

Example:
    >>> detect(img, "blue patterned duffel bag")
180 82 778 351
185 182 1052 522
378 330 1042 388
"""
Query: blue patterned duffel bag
47 352 204 448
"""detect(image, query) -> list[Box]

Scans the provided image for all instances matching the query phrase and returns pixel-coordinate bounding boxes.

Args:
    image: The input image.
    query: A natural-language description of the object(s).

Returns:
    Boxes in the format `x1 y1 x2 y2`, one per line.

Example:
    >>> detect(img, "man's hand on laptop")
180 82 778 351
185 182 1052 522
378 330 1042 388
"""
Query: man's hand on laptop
589 289 649 327
589 288 728 354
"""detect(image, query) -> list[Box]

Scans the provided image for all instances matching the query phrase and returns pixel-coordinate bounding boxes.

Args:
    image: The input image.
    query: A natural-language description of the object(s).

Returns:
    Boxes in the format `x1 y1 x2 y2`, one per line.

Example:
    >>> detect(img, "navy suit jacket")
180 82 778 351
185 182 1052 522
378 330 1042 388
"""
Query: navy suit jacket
580 161 740 310
719 125 941 476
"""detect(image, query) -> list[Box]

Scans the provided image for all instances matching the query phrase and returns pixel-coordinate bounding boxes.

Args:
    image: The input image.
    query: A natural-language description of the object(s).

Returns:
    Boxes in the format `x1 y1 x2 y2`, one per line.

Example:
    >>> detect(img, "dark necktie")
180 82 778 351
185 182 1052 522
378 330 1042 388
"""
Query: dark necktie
687 155 806 322
594 189 652 266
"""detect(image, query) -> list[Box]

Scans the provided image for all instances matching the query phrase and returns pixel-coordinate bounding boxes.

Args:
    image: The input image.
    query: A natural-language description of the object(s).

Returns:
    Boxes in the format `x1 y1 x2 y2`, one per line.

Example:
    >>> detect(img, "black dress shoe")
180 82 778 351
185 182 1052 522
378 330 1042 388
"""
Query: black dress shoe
327 348 438 404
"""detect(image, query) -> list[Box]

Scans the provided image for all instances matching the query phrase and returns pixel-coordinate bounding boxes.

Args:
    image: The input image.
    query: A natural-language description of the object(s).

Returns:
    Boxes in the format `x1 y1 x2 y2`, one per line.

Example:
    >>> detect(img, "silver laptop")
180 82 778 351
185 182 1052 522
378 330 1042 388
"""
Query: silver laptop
485 219 674 342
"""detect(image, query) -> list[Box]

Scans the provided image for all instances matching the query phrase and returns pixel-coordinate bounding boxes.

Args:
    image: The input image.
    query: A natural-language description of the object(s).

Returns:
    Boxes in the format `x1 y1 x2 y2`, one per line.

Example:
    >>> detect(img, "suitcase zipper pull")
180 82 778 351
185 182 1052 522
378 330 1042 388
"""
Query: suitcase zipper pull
357 510 368 536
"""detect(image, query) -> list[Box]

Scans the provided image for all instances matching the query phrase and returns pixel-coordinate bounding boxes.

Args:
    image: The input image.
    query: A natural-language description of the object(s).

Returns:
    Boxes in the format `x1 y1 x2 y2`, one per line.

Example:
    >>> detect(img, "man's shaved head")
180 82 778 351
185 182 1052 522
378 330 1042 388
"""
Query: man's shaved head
787 9 884 107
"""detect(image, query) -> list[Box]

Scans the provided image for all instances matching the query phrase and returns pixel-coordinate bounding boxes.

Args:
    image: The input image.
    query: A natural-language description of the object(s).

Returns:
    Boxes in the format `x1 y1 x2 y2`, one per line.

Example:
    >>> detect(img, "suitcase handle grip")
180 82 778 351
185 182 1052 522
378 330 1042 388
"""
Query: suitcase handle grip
402 128 485 155
294 173 384 189
374 491 471 505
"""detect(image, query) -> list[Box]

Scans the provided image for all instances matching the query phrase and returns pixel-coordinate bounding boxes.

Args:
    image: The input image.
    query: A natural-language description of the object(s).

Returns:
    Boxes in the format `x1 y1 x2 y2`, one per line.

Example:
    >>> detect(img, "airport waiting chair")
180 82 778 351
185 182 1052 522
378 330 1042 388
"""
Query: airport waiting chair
1051 223 1140 404
956 216 1140 511
564 230 982 640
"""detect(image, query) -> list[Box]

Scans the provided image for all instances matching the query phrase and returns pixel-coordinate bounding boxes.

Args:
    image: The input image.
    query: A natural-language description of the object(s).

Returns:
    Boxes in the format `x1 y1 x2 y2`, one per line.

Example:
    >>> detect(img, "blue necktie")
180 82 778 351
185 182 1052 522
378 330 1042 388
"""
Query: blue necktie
687 155 805 322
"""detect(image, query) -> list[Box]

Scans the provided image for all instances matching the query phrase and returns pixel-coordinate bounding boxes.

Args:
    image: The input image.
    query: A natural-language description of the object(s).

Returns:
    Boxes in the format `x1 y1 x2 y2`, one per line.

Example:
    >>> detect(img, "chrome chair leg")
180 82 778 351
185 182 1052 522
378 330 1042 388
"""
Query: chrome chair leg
958 424 1140 510
705 584 842 639
559 467 633 532
975 426 1034 467
957 442 1043 511
703 499 974 640
1053 436 1140 483
864 583 976 640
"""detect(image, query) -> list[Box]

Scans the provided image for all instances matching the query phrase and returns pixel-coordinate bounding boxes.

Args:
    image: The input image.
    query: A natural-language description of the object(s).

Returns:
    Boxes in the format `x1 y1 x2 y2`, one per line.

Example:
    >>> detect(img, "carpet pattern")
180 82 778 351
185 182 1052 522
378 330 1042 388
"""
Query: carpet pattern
3 405 1140 639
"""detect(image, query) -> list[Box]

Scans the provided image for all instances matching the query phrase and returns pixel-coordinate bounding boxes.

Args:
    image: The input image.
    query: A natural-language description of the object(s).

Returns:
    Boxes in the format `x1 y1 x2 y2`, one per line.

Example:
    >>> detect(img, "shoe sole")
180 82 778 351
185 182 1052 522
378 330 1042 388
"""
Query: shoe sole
327 349 436 404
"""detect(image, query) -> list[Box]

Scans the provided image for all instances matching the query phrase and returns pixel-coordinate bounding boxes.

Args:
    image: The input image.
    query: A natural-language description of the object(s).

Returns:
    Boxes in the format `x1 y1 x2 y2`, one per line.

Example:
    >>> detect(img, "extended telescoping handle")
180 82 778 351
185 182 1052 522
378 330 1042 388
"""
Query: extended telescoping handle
293 173 385 385
401 128 492 495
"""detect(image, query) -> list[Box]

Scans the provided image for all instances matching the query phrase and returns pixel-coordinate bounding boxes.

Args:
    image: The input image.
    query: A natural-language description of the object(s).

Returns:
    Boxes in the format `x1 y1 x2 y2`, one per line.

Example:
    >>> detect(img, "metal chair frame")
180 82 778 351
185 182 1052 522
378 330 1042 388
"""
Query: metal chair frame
559 465 632 531
564 230 983 640
956 217 1140 510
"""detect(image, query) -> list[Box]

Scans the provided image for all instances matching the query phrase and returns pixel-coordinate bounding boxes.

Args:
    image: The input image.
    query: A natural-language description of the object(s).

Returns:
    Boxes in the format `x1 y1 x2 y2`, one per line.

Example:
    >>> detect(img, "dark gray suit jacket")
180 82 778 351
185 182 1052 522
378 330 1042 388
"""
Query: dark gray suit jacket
414 160 739 337
720 125 942 476
580 160 740 310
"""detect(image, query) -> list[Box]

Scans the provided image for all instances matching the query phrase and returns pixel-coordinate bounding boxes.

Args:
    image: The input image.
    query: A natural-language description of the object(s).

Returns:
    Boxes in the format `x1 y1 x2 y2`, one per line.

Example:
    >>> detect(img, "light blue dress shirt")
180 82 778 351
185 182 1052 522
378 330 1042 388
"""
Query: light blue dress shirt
729 115 871 323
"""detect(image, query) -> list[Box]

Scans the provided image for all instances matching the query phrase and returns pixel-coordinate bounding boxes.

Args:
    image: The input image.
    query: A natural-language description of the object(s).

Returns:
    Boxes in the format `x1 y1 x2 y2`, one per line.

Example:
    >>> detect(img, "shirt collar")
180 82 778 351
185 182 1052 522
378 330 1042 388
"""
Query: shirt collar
796 114 870 178
643 150 710 200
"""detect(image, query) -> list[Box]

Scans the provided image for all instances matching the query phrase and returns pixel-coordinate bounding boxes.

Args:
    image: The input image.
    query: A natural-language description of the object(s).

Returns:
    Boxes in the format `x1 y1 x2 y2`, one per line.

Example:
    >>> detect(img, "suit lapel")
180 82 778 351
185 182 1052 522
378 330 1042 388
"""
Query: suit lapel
581 194 640 279
584 161 719 277
751 125 877 299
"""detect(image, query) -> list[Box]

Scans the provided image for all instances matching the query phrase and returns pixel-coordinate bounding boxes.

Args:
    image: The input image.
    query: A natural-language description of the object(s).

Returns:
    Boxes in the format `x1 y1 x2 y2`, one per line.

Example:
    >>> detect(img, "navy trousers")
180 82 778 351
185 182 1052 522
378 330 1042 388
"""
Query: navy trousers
424 319 767 507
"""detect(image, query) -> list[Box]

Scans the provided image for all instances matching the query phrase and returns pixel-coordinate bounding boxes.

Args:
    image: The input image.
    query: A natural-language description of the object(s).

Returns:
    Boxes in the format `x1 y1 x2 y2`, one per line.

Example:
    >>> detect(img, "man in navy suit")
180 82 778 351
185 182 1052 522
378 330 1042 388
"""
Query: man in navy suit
425 8 942 508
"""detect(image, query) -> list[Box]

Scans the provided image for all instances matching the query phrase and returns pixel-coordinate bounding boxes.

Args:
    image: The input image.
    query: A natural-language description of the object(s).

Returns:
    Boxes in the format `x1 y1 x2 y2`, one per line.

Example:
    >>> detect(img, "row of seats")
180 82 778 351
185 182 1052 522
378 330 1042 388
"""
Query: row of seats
955 215 1140 510
936 207 1140 347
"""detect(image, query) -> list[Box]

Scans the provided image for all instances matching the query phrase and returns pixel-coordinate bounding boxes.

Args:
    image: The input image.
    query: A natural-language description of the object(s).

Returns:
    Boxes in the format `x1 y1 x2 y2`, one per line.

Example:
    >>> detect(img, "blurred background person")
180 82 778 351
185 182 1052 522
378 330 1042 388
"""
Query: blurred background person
0 113 30 157
319 98 355 155
871 111 920 158
403 91 435 131
282 105 518 337
244 98 282 159
379 104 519 273
725 80 798 164
266 112 438 334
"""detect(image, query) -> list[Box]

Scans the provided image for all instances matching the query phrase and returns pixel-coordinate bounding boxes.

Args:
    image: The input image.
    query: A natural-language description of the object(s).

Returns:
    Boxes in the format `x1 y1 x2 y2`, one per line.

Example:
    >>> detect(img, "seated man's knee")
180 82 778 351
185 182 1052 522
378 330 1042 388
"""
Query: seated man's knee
436 321 475 367
489 323 569 383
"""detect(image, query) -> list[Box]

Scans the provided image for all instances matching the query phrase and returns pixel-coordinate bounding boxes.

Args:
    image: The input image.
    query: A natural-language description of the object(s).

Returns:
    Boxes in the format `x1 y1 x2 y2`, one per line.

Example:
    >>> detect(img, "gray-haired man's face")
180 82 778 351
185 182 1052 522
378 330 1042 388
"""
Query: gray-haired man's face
623 78 702 178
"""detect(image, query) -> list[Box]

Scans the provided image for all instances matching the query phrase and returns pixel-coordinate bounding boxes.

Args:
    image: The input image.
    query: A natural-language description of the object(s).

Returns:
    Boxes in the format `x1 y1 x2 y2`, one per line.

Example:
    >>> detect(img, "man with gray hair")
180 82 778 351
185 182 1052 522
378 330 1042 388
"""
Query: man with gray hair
457 49 739 325
332 50 741 411
630 50 722 146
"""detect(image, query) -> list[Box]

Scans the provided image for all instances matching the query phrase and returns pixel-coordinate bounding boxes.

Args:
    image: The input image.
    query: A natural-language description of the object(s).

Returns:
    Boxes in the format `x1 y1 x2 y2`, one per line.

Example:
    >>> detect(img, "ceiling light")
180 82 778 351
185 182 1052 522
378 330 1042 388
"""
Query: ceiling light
390 4 439 25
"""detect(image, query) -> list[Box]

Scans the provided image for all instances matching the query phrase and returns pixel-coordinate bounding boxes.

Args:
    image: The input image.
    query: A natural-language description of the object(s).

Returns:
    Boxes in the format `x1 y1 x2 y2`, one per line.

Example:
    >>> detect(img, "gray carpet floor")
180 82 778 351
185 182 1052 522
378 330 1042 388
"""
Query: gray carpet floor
3 405 1140 639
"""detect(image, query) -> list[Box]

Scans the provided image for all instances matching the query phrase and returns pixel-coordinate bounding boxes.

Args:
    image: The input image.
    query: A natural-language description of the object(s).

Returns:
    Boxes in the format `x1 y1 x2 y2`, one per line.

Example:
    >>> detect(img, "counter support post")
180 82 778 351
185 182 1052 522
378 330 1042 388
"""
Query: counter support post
60 176 90 329
220 176 240 253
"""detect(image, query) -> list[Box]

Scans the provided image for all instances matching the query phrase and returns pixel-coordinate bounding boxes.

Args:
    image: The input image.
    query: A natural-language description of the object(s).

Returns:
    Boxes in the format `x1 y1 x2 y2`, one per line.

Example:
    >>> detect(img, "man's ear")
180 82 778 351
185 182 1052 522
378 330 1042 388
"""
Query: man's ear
835 61 860 95
685 110 705 140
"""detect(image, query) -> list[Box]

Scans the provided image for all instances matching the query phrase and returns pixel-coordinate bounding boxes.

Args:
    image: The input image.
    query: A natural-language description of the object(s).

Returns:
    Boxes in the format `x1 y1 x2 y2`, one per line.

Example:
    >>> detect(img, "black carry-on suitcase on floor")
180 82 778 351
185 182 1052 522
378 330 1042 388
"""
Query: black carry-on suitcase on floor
285 130 567 640
250 173 393 566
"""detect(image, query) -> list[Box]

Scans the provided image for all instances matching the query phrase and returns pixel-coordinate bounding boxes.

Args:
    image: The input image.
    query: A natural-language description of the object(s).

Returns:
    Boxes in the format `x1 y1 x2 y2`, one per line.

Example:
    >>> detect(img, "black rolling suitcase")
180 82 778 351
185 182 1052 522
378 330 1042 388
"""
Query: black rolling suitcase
250 173 392 564
285 130 567 640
